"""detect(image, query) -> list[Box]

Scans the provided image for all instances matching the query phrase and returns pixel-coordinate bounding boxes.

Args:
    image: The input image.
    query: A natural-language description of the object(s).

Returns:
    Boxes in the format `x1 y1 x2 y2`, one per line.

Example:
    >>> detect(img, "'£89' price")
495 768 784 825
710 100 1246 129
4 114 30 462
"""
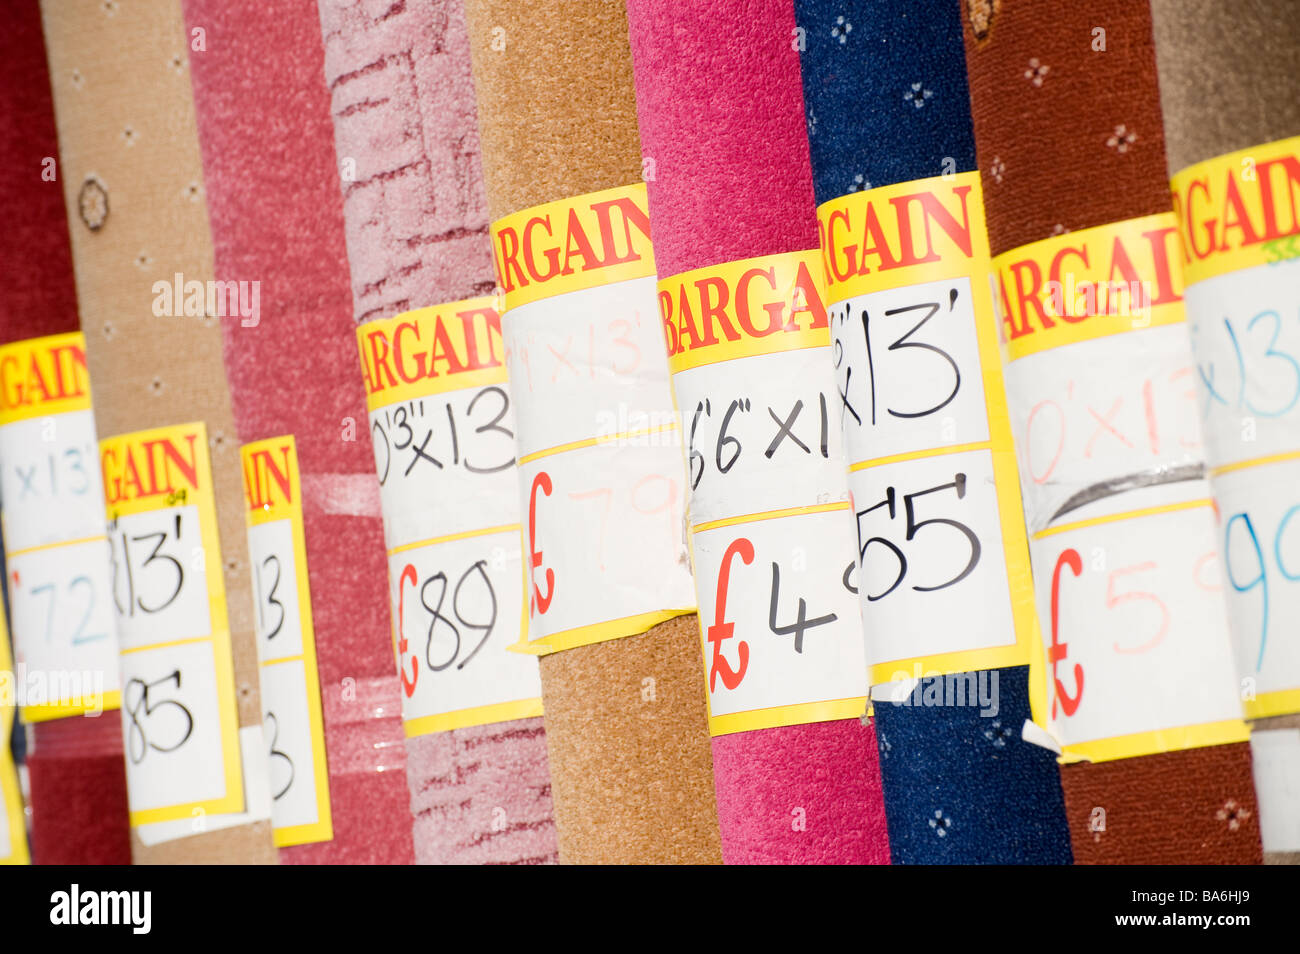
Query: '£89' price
396 558 499 697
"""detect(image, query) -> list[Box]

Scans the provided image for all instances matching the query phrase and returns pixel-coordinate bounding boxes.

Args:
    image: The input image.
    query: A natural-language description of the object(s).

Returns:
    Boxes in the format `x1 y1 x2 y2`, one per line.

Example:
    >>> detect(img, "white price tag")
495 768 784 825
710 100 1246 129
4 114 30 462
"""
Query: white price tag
1030 494 1244 757
102 422 243 825
849 449 1016 672
359 300 544 728
661 249 869 732
817 174 1039 684
0 334 121 718
242 435 332 846
1003 325 1204 531
694 510 864 728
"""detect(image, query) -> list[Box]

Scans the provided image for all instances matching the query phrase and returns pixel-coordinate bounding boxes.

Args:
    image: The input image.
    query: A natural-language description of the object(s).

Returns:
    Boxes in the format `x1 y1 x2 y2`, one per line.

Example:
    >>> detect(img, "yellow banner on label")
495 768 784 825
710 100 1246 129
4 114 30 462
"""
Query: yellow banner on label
357 297 507 411
817 171 989 301
659 249 829 375
491 183 656 311
241 435 333 847
0 332 92 426
104 422 243 826
1171 136 1300 286
993 213 1187 362
0 612 30 865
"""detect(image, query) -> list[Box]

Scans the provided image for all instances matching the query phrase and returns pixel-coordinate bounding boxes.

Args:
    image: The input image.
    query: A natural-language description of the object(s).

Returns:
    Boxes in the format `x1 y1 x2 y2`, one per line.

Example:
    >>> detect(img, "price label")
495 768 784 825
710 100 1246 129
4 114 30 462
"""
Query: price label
660 249 868 733
359 299 542 730
993 215 1248 757
819 174 1037 682
242 435 332 847
1172 137 1300 720
0 332 119 719
492 186 697 652
693 510 864 731
1030 498 1245 759
102 422 243 825
1214 460 1300 716
0 613 28 865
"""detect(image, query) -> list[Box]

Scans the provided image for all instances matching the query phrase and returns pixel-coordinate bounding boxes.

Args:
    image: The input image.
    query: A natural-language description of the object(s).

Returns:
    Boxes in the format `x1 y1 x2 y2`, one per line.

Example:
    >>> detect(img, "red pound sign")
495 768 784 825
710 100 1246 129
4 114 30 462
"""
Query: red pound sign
397 563 419 698
1049 547 1084 718
529 471 555 615
708 537 753 692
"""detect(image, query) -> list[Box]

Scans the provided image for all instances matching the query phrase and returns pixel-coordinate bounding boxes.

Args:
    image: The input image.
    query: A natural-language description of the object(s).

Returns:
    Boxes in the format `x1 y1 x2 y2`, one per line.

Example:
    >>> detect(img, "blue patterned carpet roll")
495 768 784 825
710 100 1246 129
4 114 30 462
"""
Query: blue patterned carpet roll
793 0 1071 864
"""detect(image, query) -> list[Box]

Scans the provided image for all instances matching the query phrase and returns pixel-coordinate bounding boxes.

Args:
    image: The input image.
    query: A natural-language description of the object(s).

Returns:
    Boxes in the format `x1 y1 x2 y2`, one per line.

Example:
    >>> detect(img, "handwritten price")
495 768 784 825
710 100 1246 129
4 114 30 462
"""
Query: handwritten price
706 536 852 693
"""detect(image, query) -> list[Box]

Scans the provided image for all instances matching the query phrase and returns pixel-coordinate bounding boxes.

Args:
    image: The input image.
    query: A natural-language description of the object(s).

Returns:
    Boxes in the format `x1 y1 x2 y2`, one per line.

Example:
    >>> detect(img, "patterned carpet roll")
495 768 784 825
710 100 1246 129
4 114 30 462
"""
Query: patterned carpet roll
315 0 556 864
961 0 1261 864
791 0 1071 863
42 0 276 864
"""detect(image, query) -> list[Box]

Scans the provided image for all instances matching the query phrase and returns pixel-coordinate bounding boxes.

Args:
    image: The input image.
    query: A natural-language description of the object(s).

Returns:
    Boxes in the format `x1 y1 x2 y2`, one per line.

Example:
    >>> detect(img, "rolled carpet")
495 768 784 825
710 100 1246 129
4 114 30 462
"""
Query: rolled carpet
41 0 276 863
2 0 129 866
315 0 556 864
182 0 415 864
1152 0 1300 864
463 0 721 864
791 0 1071 863
626 0 887 864
961 0 1261 863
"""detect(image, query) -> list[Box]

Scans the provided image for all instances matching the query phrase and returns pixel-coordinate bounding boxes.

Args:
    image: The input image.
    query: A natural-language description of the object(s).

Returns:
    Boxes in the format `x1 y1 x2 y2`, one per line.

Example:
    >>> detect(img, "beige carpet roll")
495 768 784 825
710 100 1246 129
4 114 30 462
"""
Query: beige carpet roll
41 0 275 864
463 0 721 863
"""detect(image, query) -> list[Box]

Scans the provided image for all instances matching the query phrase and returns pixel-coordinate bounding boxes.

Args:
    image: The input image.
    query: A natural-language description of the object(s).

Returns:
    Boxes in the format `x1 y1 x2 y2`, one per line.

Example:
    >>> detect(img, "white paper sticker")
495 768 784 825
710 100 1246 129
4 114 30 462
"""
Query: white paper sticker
1186 259 1300 469
519 442 695 645
102 422 243 824
119 637 231 815
1250 728 1300 853
694 509 864 720
827 269 1035 680
505 277 696 649
833 277 992 462
850 448 1016 673
659 249 869 730
0 408 120 711
1213 459 1300 705
134 725 271 847
360 302 545 727
1003 324 1205 532
505 276 674 457
673 348 848 522
110 505 211 653
1029 493 1242 749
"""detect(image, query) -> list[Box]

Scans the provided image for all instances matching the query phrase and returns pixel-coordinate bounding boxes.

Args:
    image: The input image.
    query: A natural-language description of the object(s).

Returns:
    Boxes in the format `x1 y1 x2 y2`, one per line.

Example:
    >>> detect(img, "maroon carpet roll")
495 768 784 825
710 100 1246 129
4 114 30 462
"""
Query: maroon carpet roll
2 0 129 866
182 0 414 864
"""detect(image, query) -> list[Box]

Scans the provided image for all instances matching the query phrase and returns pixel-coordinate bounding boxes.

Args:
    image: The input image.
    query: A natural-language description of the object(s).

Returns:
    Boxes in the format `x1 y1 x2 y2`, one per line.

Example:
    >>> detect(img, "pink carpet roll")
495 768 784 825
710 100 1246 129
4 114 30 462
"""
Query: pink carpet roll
182 0 414 864
626 0 888 864
316 0 556 864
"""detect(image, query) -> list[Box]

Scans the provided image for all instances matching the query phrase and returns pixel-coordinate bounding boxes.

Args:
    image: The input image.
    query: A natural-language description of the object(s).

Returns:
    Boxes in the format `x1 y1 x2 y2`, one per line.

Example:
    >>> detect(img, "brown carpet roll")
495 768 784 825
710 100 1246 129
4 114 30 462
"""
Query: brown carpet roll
41 0 275 863
1152 0 1300 864
962 0 1261 864
463 0 721 863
